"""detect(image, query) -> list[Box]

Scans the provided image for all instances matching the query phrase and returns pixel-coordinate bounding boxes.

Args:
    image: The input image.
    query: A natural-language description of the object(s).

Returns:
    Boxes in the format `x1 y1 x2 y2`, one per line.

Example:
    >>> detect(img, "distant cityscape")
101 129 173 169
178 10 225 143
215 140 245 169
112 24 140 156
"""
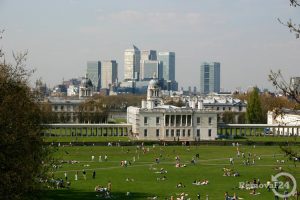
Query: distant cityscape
35 45 229 97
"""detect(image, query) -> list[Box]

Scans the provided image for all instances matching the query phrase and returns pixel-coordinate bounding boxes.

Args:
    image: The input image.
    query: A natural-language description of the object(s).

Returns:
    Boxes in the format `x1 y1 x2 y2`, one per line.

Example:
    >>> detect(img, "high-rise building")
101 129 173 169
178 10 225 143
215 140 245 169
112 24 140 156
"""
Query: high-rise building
200 62 220 94
124 45 141 81
86 61 101 91
140 60 162 81
101 60 118 89
158 52 175 81
141 50 157 61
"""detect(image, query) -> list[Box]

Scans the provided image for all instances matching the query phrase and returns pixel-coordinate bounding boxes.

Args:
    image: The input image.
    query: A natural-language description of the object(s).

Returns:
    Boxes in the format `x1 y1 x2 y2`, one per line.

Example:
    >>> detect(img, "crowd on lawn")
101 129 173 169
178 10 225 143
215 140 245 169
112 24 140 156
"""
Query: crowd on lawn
51 142 300 200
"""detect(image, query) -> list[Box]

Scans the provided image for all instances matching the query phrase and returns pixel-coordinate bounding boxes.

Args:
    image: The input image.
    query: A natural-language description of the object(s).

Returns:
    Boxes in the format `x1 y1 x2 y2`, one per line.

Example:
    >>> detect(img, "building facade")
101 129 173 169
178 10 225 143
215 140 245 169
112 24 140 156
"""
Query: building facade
127 78 218 141
200 62 220 94
268 108 300 135
101 60 118 89
124 45 141 81
87 61 101 91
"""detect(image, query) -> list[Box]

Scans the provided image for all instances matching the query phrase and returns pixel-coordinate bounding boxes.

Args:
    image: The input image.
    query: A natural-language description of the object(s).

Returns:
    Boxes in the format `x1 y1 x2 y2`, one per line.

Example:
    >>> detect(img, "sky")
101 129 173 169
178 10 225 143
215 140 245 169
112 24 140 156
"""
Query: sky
0 0 299 91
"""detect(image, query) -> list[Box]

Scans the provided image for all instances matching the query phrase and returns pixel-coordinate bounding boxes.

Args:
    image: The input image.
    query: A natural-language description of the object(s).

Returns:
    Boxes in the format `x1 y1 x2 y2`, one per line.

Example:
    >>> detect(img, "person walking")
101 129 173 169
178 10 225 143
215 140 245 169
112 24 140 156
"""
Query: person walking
92 170 96 179
82 169 86 180
75 171 78 181
64 171 68 181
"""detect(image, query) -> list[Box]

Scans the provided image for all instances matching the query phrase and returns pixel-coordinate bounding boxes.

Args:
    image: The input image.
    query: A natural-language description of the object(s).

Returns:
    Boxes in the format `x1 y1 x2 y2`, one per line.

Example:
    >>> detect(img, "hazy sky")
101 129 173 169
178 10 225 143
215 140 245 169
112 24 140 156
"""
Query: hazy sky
0 0 299 91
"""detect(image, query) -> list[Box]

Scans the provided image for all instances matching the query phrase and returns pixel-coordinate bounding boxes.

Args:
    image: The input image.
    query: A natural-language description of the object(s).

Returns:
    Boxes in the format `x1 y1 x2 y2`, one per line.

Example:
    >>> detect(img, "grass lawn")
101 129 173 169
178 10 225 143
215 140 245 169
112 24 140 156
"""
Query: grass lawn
42 145 300 200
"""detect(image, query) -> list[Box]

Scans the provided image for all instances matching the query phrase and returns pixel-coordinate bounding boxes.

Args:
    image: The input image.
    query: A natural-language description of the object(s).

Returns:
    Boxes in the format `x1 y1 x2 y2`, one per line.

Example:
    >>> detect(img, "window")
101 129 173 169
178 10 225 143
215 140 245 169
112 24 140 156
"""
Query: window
171 129 174 137
187 129 191 137
182 129 186 137
156 129 160 137
144 129 147 137
197 117 200 125
176 129 180 137
166 129 169 137
144 117 148 125
208 129 212 137
209 117 212 125
197 129 200 137
156 117 160 124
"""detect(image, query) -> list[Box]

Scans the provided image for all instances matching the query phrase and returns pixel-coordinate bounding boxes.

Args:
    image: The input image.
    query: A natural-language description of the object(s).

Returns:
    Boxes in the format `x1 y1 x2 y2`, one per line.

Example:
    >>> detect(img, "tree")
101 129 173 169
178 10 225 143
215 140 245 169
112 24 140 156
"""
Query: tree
278 0 300 38
0 31 50 199
246 87 263 123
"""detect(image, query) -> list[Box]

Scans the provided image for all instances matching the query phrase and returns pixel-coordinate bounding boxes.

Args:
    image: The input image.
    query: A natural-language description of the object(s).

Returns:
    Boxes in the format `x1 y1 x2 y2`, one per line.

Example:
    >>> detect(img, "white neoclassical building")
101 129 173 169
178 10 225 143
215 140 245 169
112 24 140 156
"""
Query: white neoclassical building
127 78 218 141
268 108 300 135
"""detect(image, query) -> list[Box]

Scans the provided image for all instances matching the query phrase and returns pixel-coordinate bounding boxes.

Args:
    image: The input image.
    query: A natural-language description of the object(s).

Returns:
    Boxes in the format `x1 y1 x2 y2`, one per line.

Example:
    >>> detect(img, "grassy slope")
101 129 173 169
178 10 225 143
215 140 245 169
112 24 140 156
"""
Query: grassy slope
43 145 300 200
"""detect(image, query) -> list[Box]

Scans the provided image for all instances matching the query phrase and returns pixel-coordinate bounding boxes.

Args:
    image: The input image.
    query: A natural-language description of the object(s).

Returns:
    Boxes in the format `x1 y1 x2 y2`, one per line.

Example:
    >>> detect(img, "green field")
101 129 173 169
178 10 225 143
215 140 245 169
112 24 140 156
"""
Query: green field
42 135 300 143
43 145 300 200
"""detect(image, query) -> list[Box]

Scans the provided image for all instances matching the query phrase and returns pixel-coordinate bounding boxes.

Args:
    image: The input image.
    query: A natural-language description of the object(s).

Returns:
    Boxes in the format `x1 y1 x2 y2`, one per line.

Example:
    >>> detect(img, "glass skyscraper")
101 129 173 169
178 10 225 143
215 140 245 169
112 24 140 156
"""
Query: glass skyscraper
140 60 162 81
86 61 101 91
200 62 220 94
158 52 175 81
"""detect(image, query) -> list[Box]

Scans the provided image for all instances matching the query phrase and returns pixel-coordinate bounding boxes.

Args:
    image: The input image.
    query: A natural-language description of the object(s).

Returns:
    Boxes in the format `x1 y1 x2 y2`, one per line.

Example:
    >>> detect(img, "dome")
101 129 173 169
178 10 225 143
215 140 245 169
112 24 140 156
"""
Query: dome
148 79 159 88
80 77 93 88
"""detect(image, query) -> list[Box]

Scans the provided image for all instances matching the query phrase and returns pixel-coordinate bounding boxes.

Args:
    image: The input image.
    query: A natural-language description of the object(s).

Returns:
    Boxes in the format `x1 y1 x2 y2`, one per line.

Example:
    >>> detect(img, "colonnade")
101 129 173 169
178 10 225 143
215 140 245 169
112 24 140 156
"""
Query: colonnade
42 124 131 137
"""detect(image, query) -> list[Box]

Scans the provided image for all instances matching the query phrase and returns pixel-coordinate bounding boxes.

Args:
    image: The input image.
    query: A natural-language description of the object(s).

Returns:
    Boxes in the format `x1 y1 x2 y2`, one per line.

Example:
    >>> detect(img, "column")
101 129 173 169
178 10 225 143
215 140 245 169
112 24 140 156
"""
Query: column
174 115 176 127
180 115 183 127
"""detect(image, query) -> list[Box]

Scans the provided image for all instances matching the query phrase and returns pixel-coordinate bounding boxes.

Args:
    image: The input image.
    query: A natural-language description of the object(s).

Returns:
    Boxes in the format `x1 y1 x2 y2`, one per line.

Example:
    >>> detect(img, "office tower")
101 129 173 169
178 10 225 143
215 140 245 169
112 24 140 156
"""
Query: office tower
158 52 175 81
86 61 101 91
101 60 118 89
124 45 140 81
141 50 157 61
140 60 162 81
140 50 157 79
193 86 197 94
200 62 220 94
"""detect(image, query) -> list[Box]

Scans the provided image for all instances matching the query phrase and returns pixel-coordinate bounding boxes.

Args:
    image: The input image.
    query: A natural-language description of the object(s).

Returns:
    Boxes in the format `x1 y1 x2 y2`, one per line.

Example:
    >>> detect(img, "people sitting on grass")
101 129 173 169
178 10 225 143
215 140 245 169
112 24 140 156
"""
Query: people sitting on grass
225 192 240 200
192 179 209 185
176 182 185 188
175 163 187 168
176 192 189 200
156 175 167 181
125 177 135 182
95 185 110 198
154 168 168 174
223 168 239 177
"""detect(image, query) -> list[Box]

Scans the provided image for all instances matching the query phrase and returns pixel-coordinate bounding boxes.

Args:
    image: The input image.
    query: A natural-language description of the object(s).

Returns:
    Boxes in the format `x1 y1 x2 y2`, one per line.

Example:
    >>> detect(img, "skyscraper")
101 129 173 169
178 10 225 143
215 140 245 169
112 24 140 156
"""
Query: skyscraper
140 50 157 61
158 52 175 81
124 45 141 81
200 62 220 94
101 60 118 89
140 60 162 81
86 61 101 91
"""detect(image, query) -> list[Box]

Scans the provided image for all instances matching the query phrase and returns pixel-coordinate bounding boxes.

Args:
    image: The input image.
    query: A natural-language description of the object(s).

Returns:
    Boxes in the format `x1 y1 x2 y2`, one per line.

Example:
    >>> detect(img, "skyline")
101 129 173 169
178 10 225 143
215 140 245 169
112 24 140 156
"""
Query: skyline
0 0 300 91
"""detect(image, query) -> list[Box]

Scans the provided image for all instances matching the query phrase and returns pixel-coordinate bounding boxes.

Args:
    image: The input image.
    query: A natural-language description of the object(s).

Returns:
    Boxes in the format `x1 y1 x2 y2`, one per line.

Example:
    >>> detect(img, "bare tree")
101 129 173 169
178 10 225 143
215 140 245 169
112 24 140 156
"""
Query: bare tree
269 70 300 104
278 0 300 38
